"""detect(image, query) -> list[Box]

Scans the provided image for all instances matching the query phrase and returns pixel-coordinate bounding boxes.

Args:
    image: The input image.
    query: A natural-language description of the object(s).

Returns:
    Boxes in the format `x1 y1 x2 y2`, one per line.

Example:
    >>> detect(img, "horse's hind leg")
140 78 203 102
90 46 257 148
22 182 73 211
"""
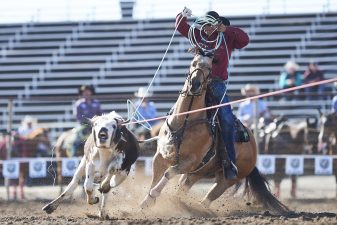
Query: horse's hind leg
201 171 237 208
177 173 203 195
178 156 218 195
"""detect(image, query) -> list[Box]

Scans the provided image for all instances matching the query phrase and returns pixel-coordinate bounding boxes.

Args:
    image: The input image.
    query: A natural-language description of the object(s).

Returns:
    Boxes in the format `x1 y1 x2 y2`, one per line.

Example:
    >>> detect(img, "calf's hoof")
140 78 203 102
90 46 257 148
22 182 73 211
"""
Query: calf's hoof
99 211 109 220
42 203 57 214
98 182 111 194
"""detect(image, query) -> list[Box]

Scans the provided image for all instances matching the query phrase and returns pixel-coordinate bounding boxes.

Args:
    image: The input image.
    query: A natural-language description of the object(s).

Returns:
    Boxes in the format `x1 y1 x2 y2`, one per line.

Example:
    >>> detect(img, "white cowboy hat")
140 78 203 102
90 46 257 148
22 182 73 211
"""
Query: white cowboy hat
22 115 37 125
284 60 300 70
241 84 260 96
134 87 152 98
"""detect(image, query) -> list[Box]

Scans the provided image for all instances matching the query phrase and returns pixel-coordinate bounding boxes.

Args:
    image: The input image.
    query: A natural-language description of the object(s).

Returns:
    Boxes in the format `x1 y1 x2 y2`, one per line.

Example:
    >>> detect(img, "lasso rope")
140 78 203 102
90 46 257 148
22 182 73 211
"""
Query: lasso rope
187 13 232 125
127 15 185 130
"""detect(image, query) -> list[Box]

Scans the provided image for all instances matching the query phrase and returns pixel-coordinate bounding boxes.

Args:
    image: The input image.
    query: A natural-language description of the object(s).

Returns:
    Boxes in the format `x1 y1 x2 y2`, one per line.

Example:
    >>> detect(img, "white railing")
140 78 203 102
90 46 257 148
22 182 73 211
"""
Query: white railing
0 0 336 24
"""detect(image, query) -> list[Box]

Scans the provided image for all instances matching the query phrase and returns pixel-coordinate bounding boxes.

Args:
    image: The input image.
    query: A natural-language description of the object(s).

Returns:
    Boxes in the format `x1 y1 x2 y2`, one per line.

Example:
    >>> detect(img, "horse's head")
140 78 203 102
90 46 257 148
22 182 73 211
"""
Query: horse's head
183 54 212 96
91 111 127 149
318 113 337 153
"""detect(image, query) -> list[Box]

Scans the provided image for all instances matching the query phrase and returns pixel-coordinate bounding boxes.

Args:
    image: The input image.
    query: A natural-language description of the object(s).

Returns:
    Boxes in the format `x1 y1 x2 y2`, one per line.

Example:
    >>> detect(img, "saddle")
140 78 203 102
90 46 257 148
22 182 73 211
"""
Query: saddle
205 90 250 143
196 91 250 175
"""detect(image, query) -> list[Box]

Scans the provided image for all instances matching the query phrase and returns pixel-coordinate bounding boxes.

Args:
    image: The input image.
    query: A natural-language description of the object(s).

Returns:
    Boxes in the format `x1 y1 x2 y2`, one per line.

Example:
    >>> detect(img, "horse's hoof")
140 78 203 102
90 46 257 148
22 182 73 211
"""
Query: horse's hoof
42 203 57 214
140 194 156 210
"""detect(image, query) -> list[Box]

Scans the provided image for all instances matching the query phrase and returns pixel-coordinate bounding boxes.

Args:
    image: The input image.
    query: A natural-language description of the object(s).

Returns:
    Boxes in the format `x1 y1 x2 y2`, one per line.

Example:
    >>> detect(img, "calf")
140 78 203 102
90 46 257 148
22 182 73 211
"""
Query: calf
42 111 139 219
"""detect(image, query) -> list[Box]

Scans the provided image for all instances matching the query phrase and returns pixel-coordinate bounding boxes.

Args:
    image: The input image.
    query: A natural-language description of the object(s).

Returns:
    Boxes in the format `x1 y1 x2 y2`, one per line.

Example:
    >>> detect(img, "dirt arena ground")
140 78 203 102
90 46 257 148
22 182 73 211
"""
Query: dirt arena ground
1 172 337 225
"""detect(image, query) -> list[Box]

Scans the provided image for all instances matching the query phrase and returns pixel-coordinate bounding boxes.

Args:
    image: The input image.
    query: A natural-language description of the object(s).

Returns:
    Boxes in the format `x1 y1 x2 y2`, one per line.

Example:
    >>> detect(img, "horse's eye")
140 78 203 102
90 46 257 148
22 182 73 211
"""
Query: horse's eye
112 124 116 129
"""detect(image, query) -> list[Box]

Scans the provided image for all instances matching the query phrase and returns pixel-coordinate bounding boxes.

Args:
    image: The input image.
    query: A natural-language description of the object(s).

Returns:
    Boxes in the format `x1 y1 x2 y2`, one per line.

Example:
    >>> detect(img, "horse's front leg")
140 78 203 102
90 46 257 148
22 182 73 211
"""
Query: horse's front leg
84 160 99 205
140 154 196 210
42 157 86 214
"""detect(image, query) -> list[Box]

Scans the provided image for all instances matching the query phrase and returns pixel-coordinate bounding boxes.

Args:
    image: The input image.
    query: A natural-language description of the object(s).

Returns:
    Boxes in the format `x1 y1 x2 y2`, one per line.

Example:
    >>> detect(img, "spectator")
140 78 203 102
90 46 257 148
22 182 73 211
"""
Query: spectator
18 115 37 138
72 85 103 155
303 61 324 100
279 60 302 100
237 84 272 128
332 82 337 115
133 87 159 140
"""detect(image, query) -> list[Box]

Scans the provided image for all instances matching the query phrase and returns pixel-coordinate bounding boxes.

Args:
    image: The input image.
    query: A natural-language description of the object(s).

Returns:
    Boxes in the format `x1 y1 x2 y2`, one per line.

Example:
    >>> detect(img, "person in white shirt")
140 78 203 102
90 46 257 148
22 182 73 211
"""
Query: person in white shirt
237 84 272 128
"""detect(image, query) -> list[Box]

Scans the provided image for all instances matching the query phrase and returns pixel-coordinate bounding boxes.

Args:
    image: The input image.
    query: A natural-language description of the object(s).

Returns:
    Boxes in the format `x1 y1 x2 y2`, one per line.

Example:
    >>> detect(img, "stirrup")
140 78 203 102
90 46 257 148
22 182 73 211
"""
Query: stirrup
224 161 238 180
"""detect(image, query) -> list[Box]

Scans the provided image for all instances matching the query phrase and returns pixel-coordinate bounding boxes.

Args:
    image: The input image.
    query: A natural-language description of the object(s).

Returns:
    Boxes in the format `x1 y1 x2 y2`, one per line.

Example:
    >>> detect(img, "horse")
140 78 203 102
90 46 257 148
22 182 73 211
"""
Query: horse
140 54 288 214
0 128 51 200
54 125 89 192
43 111 139 219
318 112 337 197
263 116 319 198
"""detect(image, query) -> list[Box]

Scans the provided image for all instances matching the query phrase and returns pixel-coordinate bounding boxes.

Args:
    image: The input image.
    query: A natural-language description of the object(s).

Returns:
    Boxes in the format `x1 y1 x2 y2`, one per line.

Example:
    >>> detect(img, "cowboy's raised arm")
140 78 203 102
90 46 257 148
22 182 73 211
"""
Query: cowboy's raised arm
176 7 194 38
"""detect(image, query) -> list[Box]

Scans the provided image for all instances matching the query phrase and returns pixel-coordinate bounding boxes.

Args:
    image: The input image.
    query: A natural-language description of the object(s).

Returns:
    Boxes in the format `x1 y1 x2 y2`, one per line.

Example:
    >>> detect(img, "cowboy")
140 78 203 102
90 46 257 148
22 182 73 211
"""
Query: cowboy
237 84 272 128
133 87 158 140
72 84 103 156
177 8 250 179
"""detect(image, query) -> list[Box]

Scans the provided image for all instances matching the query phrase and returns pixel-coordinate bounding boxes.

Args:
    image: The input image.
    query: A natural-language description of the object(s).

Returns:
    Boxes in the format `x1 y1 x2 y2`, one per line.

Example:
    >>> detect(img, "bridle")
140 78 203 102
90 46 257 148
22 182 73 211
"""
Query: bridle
167 59 212 164
179 65 211 97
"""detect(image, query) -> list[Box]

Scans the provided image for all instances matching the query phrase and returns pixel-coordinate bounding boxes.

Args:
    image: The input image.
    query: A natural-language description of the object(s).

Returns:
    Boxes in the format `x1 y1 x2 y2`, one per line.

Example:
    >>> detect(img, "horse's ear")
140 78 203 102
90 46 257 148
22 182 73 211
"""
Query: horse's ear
318 108 323 117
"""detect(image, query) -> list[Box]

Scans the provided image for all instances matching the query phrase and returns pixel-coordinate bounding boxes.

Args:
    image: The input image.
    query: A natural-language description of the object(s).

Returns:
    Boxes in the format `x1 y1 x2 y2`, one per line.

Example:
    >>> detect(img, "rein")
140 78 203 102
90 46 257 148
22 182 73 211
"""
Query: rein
166 64 211 164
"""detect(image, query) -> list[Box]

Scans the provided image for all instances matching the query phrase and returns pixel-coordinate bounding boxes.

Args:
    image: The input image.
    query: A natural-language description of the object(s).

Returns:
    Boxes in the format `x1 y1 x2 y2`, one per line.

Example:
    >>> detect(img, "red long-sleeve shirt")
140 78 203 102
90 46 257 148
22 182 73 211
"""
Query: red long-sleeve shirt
176 13 249 80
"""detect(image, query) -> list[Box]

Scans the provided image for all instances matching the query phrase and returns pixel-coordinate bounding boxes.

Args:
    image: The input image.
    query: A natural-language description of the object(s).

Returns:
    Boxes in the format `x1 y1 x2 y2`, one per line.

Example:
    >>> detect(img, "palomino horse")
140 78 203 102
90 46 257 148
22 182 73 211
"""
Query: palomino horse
54 126 88 192
140 54 288 214
318 112 337 197
0 128 51 199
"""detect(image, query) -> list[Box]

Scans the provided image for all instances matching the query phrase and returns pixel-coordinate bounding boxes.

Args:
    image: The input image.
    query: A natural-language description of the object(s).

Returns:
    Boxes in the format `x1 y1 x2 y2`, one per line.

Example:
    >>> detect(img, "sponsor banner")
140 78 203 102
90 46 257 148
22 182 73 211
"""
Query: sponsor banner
3 160 20 179
62 158 79 177
315 156 333 175
285 156 304 175
29 159 47 178
257 155 275 174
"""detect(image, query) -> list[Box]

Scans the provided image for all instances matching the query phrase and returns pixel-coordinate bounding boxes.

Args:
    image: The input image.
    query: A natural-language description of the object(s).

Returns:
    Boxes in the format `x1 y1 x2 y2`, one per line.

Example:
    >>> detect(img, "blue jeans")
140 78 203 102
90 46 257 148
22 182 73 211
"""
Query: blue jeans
208 80 236 164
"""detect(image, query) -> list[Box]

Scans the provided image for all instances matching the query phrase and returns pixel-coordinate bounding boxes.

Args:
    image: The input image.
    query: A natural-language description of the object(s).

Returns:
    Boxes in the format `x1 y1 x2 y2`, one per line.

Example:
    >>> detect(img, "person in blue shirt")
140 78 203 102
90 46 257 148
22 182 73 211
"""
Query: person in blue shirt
237 84 272 128
71 84 103 156
133 87 159 140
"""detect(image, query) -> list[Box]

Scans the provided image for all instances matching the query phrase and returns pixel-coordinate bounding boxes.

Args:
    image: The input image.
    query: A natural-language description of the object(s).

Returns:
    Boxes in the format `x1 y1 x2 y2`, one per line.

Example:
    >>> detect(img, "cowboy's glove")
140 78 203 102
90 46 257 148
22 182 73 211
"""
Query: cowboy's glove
181 7 192 18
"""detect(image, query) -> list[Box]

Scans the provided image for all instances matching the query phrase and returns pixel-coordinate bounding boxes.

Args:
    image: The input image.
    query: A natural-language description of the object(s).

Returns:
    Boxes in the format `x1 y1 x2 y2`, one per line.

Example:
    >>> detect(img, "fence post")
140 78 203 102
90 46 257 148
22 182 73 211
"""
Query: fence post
253 99 260 154
5 99 13 201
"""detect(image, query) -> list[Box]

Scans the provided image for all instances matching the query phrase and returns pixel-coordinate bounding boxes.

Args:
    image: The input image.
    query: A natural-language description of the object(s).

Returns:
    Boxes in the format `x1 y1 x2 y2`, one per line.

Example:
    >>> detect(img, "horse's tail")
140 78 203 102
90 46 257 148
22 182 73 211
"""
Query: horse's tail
245 167 289 215
54 132 67 157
